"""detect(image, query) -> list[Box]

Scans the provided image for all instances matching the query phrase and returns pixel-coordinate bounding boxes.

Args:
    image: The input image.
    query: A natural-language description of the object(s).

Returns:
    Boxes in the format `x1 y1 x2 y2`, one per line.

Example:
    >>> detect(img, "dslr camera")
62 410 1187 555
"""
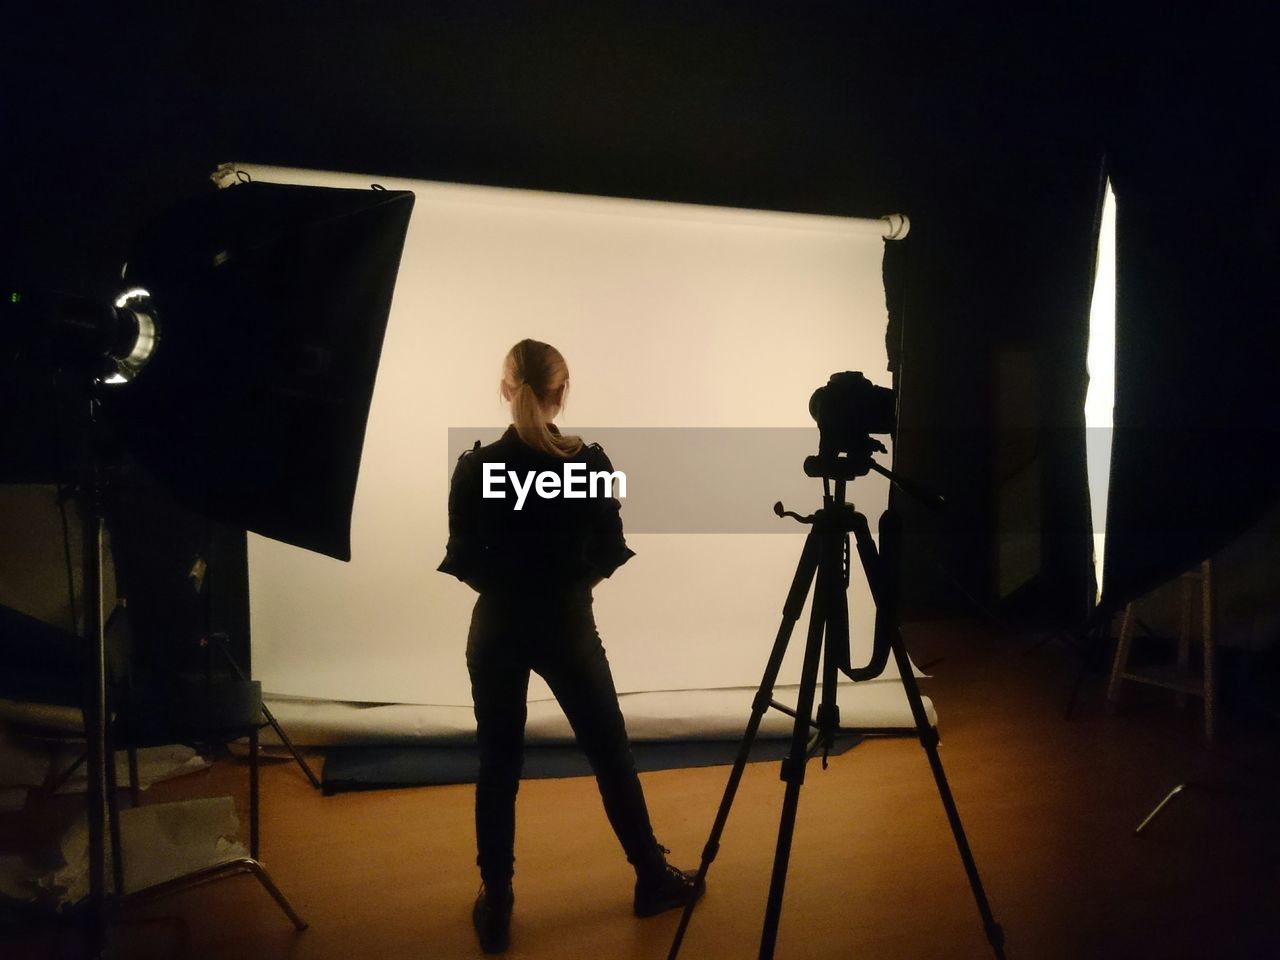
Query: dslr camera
806 371 896 479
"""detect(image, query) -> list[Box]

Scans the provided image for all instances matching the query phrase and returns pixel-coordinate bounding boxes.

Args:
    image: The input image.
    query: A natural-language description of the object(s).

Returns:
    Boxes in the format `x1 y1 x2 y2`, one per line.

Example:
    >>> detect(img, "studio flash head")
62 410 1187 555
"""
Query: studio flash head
3 285 158 385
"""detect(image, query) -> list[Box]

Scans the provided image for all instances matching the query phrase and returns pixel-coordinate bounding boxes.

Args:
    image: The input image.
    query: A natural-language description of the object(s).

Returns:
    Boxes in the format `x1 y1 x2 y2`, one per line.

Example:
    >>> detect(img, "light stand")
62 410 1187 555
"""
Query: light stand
76 384 308 959
8 173 416 957
667 456 1005 960
79 391 110 954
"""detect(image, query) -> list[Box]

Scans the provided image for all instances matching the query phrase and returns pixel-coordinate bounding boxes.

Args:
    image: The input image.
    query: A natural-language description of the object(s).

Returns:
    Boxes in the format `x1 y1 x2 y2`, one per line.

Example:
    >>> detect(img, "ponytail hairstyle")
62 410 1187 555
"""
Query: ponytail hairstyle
501 339 584 458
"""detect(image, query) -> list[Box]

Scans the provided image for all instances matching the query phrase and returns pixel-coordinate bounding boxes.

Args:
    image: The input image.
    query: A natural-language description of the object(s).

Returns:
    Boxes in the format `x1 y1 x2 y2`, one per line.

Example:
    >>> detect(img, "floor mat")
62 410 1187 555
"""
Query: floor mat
321 734 863 794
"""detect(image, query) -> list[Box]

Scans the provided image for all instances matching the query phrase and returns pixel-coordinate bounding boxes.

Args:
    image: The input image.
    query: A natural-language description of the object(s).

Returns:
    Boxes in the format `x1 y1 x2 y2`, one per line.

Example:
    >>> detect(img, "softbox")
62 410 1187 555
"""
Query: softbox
104 179 415 561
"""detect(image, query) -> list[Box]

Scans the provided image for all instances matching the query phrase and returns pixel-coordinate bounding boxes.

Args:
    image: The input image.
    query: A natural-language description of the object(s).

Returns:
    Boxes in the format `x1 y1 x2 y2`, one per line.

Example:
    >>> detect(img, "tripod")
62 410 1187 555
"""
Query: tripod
668 461 1006 960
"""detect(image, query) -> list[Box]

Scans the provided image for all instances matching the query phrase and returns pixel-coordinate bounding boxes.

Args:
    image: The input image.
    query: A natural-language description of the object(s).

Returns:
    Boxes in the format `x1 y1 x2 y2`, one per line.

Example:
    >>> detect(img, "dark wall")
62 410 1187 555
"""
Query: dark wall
5 4 1275 629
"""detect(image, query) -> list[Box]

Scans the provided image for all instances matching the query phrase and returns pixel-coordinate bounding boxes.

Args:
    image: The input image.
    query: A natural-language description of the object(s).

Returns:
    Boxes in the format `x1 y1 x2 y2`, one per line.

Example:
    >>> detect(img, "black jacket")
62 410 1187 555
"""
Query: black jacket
438 426 635 594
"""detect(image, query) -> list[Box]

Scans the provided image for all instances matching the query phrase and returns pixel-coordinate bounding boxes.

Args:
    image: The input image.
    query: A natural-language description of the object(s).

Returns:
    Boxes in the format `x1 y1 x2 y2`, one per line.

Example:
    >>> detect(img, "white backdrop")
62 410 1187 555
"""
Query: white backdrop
241 165 900 708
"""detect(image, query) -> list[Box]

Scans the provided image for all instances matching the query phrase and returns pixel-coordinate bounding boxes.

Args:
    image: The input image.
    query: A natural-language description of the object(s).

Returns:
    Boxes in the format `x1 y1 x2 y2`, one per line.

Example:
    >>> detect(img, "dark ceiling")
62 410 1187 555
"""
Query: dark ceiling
1 2 1139 290
7 3 1274 287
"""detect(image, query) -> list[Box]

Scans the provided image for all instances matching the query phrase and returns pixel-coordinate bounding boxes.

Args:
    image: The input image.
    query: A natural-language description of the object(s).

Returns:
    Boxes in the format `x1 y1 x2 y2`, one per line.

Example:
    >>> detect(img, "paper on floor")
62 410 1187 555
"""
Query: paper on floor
44 796 248 905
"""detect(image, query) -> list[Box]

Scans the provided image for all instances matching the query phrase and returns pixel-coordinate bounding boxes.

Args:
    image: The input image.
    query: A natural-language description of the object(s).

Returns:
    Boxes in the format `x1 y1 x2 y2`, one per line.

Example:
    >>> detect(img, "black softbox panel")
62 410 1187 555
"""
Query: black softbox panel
104 180 414 561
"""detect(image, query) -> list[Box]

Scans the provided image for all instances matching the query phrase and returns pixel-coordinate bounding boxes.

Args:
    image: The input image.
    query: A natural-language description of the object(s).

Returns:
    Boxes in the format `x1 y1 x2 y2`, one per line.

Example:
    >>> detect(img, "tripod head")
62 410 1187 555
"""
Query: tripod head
777 444 944 687
803 442 886 485
775 470 892 684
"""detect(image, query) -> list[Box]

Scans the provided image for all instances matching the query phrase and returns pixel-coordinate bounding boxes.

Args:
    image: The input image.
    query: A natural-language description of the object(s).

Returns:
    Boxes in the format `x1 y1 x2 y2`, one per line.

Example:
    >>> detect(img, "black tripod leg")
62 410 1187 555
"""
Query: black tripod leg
891 636 1006 959
815 535 849 764
758 526 843 960
667 530 822 960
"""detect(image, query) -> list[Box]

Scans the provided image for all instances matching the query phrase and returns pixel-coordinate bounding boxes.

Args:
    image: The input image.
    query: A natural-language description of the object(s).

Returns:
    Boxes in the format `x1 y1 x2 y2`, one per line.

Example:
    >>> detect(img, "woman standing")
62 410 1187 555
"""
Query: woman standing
439 339 702 954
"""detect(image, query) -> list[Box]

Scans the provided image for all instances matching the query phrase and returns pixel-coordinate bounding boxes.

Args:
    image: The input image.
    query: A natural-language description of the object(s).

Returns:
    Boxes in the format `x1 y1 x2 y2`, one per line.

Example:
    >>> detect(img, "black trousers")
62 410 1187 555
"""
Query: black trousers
466 589 661 887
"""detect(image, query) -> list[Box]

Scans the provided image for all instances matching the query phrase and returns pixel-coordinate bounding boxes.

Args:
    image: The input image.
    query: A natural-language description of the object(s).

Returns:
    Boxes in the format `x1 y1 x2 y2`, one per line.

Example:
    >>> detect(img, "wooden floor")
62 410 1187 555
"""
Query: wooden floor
5 621 1279 959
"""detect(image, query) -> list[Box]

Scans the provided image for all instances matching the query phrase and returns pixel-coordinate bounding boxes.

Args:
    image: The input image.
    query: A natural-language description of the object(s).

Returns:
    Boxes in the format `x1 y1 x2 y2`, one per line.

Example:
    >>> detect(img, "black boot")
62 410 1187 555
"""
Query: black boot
472 882 514 954
633 846 705 918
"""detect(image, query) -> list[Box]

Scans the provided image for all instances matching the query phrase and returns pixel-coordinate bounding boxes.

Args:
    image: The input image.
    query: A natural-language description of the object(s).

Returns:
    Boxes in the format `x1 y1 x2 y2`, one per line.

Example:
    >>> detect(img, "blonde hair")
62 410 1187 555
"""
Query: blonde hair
501 339 584 458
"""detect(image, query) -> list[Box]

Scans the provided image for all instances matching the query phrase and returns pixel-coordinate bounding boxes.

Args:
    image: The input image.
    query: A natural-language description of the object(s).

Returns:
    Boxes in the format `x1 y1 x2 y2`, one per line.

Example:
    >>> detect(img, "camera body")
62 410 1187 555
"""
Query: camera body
806 371 895 479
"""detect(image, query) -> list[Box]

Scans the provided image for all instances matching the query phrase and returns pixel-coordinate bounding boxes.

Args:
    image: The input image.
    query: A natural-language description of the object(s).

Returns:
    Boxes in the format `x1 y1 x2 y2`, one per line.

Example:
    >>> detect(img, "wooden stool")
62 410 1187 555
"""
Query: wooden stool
1107 559 1215 740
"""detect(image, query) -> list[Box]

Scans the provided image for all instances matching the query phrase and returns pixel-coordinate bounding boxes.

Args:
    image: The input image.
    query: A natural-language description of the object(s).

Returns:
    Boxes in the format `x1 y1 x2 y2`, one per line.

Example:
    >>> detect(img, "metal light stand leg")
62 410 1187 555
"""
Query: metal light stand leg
127 746 141 806
77 398 307 953
79 405 111 957
114 858 308 931
104 704 126 896
249 726 260 860
215 636 321 791
258 703 321 789
104 719 306 935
